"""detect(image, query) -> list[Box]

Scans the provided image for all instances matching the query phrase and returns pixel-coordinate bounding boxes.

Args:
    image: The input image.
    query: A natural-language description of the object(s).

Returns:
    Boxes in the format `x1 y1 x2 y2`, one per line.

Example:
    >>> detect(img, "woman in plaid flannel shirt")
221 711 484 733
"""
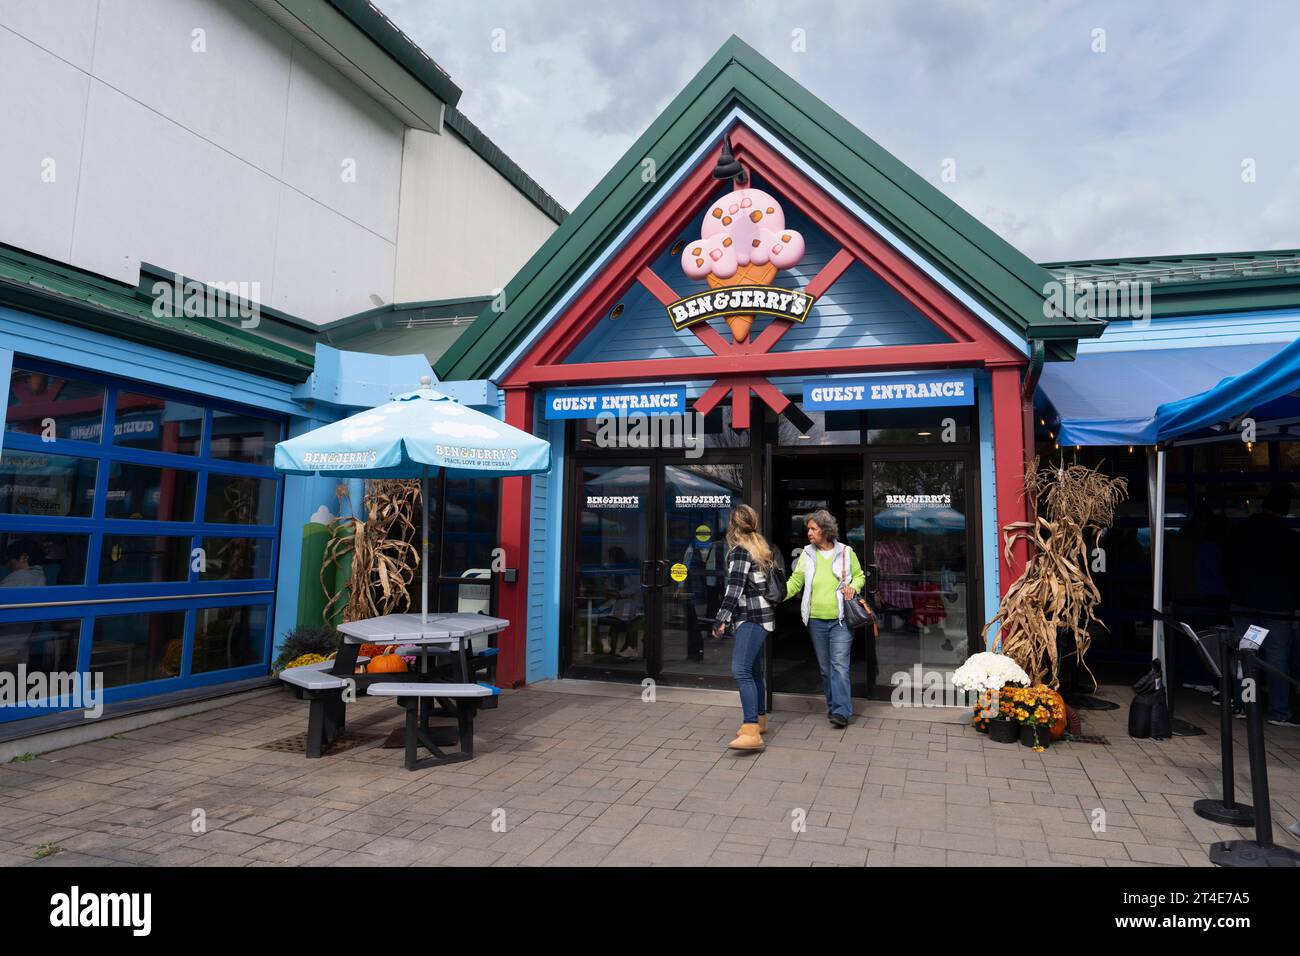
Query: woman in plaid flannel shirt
711 504 777 751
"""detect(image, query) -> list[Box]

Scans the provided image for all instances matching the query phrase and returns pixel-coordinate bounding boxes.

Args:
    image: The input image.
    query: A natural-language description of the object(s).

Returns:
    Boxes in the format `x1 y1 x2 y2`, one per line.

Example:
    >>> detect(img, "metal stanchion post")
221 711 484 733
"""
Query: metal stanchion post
1194 625 1253 825
1210 646 1300 867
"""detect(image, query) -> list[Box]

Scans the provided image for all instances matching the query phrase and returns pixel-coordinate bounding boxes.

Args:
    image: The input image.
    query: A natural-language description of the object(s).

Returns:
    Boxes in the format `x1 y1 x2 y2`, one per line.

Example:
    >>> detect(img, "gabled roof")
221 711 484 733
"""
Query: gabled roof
1041 249 1300 318
436 36 1103 381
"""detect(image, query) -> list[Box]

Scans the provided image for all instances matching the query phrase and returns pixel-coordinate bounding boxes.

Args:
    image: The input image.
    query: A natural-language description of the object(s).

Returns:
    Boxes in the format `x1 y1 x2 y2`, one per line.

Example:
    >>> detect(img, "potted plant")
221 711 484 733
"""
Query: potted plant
953 651 1029 744
1004 685 1065 751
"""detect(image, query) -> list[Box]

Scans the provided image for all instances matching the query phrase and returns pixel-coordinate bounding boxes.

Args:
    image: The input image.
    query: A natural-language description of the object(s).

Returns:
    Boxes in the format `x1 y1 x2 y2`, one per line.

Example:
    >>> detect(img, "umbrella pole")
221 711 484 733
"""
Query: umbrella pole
422 467 429 627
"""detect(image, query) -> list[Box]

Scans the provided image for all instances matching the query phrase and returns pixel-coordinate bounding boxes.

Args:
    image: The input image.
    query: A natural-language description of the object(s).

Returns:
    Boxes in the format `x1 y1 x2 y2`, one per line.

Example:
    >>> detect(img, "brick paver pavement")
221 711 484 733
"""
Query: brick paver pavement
1 680 1297 867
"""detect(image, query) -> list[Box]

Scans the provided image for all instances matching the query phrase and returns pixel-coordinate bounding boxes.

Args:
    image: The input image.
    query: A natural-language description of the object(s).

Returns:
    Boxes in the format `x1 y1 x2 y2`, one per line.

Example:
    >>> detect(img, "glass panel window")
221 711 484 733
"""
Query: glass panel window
200 536 272 580
99 535 192 584
191 605 268 674
1191 441 1270 474
6 367 105 442
210 411 279 466
0 617 81 688
771 405 863 446
113 392 203 455
105 462 197 521
0 451 97 517
435 476 500 579
0 533 90 587
92 610 187 687
204 474 278 525
866 407 971 445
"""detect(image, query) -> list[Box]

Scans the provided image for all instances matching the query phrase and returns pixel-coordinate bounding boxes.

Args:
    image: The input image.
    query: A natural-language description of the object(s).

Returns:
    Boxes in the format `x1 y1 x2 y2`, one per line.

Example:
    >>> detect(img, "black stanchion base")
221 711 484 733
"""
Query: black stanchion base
1210 840 1300 867
1062 693 1119 711
1171 718 1206 737
1194 798 1255 826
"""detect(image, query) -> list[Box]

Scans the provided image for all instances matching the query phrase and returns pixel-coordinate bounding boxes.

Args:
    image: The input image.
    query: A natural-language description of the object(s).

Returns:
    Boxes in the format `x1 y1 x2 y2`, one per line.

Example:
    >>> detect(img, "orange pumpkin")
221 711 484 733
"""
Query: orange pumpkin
1046 688 1068 739
366 653 408 674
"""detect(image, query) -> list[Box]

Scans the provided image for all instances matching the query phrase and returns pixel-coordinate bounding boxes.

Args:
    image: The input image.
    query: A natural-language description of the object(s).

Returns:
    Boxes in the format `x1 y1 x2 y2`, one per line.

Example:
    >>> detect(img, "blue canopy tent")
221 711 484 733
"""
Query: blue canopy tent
1039 338 1300 670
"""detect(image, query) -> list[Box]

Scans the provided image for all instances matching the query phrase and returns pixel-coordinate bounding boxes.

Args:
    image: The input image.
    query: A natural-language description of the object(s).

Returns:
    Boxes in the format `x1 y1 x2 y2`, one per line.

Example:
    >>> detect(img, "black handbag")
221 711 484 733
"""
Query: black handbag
839 547 877 634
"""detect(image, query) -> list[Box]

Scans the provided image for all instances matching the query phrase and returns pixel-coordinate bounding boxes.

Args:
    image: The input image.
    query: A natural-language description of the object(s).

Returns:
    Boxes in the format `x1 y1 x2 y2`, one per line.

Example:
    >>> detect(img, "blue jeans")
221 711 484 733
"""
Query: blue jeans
731 621 767 723
808 618 853 719
1232 609 1298 721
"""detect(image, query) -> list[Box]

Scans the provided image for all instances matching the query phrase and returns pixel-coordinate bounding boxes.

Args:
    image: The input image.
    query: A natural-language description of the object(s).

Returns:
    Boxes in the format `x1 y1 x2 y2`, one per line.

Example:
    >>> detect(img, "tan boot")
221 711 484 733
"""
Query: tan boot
757 715 770 735
728 723 764 751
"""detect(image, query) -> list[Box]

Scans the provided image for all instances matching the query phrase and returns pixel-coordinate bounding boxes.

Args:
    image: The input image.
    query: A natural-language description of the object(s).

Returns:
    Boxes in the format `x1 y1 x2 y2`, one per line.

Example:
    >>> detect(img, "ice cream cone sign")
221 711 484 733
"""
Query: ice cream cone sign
676 188 807 343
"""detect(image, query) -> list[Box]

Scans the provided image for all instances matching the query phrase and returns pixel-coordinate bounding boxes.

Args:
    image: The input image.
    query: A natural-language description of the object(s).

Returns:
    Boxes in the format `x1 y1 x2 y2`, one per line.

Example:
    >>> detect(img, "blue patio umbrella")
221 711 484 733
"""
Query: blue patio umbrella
275 377 551 624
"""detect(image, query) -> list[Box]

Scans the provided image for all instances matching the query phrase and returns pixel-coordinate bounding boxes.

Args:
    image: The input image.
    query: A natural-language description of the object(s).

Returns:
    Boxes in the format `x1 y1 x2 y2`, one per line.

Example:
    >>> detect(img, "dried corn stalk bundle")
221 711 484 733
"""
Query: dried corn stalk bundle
981 457 1127 686
321 480 421 624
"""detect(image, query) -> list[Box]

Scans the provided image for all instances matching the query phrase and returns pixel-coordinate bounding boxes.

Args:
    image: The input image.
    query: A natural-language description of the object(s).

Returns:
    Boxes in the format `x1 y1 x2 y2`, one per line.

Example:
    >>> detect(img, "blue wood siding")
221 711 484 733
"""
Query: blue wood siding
565 178 947 365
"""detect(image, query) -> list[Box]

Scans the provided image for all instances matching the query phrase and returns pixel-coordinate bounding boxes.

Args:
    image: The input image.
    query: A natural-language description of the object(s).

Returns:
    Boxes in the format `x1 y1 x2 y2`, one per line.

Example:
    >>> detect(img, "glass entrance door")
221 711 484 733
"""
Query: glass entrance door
869 458 970 687
570 464 651 672
657 461 747 681
566 458 749 683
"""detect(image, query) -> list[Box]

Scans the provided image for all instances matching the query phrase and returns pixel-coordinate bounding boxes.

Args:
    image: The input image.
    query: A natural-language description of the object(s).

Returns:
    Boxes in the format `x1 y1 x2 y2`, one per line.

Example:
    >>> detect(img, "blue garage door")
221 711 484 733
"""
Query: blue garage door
1 357 284 722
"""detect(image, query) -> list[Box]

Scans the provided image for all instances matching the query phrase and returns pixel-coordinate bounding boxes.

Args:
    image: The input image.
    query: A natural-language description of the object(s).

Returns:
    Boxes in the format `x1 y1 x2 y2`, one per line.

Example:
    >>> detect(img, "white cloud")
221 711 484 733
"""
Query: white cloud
379 0 1300 260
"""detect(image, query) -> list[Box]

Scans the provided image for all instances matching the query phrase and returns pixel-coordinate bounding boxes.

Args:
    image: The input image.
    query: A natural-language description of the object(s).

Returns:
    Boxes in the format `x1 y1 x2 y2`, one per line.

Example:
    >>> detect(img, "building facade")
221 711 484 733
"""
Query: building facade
0 0 562 734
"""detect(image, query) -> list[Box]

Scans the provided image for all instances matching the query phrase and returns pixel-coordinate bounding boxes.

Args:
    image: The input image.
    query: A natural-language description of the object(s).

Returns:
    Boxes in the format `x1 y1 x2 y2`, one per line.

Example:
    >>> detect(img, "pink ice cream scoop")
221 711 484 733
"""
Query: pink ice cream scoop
680 187 806 282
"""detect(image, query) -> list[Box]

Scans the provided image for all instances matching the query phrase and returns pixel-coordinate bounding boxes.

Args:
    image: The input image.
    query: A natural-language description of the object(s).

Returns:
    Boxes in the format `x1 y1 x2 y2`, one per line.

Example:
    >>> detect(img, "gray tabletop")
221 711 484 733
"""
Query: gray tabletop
338 612 509 644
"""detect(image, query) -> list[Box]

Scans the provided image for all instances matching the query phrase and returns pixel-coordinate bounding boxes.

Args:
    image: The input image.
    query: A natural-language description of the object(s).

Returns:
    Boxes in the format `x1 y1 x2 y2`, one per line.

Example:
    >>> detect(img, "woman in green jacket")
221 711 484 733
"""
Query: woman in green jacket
785 509 866 727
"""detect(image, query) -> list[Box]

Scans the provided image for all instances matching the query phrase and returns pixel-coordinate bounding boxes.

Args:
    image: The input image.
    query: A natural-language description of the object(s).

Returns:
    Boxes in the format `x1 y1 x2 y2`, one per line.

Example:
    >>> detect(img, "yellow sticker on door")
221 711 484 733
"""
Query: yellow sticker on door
670 562 689 583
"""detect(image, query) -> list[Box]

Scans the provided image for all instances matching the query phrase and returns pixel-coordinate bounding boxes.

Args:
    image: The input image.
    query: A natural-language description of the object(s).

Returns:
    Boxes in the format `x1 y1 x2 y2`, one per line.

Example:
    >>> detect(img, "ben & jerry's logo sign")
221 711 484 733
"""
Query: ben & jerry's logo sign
668 187 811 343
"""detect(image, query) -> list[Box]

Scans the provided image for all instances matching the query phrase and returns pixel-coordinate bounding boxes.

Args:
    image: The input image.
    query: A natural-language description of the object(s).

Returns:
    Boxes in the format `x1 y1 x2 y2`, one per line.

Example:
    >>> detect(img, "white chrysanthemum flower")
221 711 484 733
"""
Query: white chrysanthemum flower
952 652 1030 693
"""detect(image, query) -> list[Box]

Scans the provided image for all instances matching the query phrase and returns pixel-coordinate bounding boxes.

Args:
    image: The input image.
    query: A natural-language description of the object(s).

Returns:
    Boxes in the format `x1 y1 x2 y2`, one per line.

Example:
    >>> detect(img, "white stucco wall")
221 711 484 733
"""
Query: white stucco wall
394 126 559 303
0 0 405 323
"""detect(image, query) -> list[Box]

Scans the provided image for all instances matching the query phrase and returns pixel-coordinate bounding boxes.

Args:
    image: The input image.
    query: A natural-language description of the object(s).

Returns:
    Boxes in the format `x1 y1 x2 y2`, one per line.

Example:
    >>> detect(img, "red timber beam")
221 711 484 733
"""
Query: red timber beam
990 364 1030 596
496 386 533 686
516 341 995 386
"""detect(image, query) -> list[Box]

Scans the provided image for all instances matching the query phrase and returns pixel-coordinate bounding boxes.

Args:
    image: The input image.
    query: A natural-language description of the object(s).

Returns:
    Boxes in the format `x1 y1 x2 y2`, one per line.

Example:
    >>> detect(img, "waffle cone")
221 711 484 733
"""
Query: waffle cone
705 263 779 343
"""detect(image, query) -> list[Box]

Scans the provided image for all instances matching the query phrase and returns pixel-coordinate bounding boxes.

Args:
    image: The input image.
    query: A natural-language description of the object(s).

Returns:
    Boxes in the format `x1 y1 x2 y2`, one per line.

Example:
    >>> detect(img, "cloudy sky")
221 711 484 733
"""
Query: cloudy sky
380 0 1299 263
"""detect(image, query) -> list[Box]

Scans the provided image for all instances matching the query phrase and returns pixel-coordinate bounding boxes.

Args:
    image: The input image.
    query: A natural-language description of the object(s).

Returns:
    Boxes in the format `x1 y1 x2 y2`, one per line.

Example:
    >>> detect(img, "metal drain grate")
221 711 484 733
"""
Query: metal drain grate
1066 733 1110 745
257 730 383 755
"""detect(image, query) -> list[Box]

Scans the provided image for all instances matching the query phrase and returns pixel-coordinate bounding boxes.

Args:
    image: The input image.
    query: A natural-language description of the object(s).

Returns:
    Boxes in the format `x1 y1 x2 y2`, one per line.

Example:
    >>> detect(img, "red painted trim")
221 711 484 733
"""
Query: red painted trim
731 380 752 429
496 388 533 687
517 341 995 386
730 128 1025 363
689 319 733 356
504 124 1026 389
694 379 731 416
636 267 679 306
804 247 856 300
991 366 1028 596
750 377 792 414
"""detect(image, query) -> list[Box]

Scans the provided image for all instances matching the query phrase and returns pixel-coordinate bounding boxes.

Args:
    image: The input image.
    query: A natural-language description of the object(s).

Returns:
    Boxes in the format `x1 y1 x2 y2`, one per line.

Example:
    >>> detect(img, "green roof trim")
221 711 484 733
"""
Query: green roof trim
0 245 316 382
319 295 492 340
1041 249 1300 319
323 0 461 107
435 36 1104 381
445 109 568 225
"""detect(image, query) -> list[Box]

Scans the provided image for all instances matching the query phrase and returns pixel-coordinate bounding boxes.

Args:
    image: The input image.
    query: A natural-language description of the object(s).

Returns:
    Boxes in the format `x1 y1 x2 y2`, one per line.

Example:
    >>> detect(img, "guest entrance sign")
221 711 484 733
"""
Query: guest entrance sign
545 385 688 419
804 371 975 410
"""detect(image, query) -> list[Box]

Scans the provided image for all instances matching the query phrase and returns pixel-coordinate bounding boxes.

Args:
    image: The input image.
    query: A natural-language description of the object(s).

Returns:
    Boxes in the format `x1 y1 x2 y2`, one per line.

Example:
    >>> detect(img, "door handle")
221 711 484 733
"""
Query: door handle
656 560 669 587
640 561 654 589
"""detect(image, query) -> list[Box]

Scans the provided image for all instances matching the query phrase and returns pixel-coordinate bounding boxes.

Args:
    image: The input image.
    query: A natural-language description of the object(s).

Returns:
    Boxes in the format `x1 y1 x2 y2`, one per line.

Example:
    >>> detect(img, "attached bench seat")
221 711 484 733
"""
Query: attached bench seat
277 658 368 757
366 682 499 769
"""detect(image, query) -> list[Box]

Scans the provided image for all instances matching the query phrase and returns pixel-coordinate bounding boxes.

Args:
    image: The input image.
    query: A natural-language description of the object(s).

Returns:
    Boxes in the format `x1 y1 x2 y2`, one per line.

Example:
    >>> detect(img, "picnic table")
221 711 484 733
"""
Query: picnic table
281 612 508 758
